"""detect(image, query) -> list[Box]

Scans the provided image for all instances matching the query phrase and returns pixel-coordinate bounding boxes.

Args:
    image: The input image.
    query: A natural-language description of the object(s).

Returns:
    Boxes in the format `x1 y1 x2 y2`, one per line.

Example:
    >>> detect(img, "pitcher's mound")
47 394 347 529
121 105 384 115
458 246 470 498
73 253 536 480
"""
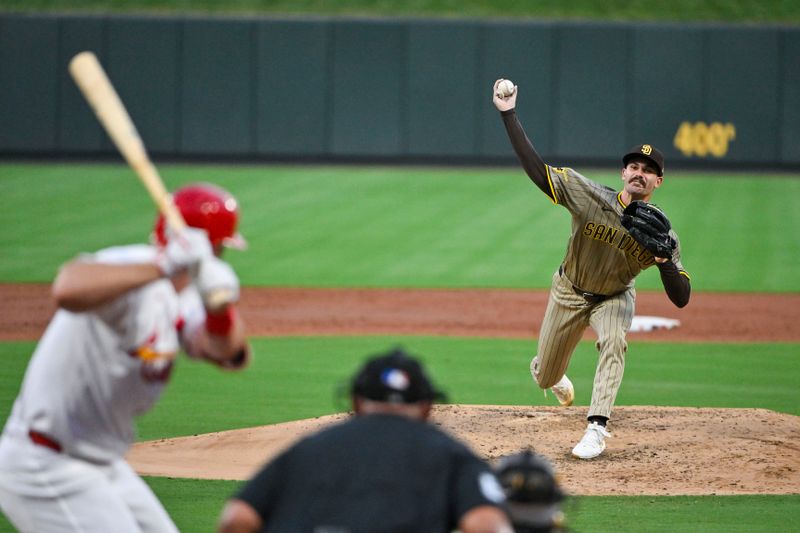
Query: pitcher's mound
127 405 800 495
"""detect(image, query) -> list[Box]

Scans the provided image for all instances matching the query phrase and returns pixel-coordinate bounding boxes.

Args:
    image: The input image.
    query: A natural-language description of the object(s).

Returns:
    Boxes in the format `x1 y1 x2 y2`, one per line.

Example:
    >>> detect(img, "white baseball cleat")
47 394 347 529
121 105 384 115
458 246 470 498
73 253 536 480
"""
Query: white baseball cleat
571 422 611 459
550 375 574 406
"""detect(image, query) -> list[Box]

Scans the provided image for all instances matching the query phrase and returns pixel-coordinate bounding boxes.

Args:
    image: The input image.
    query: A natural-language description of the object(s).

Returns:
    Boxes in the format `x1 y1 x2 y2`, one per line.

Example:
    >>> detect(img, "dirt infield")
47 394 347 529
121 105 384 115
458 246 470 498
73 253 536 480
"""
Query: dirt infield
2 283 799 495
127 406 800 496
3 284 800 342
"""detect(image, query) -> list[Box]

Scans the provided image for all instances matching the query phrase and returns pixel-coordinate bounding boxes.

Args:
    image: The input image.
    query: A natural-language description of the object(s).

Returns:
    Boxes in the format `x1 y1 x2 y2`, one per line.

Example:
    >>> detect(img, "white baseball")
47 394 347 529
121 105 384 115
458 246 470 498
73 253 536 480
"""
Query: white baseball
497 79 515 97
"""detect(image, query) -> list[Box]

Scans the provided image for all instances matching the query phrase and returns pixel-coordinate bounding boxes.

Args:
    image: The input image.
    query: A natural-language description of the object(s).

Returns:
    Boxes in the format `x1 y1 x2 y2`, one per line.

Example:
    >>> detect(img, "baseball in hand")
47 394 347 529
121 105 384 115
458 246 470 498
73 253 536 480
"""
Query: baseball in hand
496 79 515 97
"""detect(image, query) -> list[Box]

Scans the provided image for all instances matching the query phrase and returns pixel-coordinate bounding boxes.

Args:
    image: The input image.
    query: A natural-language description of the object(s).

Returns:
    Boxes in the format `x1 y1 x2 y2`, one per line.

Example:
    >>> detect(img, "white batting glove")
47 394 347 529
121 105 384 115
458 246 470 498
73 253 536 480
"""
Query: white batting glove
196 256 240 311
155 226 213 277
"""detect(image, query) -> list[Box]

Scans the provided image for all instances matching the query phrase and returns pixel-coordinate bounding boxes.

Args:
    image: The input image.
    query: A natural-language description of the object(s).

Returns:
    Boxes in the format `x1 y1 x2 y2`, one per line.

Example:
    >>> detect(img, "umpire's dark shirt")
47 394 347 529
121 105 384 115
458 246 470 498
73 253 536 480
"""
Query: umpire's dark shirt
235 413 505 533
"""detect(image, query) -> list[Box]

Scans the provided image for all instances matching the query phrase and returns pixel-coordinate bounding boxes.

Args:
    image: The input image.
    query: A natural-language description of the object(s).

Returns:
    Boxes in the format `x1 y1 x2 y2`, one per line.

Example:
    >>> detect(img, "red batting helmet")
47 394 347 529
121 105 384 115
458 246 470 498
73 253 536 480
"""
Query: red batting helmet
153 183 246 251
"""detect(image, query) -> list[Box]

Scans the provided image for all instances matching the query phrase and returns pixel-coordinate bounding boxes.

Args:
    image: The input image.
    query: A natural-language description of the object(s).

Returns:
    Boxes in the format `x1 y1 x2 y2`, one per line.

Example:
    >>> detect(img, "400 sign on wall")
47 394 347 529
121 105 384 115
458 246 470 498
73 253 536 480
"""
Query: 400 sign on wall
673 121 737 158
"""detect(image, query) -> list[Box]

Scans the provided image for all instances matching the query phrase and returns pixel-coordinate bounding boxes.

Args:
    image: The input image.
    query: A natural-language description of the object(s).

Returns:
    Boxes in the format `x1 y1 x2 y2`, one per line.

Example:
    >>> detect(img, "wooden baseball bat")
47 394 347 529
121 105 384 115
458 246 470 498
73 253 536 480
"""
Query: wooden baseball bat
68 51 186 232
69 51 235 310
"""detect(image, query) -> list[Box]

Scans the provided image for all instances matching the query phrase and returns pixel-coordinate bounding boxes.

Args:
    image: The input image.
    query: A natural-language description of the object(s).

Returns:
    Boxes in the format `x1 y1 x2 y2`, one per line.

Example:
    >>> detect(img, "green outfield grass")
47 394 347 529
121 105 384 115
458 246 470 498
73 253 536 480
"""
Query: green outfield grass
1 163 798 292
5 0 800 24
139 478 800 533
3 478 798 533
565 494 800 533
2 337 798 440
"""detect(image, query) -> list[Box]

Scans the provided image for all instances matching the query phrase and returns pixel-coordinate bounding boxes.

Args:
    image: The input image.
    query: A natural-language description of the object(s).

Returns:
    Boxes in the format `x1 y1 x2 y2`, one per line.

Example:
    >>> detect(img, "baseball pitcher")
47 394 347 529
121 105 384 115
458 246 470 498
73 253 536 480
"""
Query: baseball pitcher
0 183 251 532
492 79 691 459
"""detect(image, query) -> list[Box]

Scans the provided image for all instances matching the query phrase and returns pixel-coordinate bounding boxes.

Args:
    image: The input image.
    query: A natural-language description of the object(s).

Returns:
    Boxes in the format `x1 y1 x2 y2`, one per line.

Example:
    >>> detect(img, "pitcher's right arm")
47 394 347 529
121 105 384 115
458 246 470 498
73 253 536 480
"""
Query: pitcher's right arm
492 80 553 200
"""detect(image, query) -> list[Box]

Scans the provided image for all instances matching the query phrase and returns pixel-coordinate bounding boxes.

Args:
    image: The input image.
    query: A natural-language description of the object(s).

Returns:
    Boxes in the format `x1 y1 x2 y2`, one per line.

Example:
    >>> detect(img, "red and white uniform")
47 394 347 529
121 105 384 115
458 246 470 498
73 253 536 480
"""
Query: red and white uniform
0 245 207 532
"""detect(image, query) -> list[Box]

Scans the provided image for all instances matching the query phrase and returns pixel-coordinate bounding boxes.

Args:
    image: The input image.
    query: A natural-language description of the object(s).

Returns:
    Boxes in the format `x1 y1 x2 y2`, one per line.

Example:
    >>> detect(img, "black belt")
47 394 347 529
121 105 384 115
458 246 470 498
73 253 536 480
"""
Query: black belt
559 265 610 304
29 429 62 452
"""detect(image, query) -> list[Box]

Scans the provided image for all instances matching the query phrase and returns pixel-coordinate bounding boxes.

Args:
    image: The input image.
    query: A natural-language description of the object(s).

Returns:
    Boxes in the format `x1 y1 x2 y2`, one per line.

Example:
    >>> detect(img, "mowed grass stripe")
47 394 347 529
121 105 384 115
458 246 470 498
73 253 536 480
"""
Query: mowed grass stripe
229 167 565 286
9 0 800 22
132 478 800 533
1 338 796 442
565 494 800 533
128 337 800 437
3 163 798 291
666 175 800 292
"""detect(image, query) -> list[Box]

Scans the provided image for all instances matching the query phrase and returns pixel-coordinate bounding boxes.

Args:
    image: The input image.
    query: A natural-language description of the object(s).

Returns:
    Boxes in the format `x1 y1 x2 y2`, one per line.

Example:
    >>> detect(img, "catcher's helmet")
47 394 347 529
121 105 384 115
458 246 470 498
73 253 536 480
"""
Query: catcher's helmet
494 450 566 532
153 183 246 252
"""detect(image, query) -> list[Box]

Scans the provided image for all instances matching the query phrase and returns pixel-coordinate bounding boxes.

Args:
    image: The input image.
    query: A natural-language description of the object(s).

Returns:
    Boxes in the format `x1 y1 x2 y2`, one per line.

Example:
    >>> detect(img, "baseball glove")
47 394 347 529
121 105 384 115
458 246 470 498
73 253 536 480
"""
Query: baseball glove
620 200 677 258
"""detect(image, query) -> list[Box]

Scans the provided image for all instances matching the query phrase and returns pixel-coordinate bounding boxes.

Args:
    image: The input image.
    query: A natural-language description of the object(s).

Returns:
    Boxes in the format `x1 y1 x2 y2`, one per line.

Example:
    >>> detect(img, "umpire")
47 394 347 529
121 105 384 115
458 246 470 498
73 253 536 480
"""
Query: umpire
217 347 513 533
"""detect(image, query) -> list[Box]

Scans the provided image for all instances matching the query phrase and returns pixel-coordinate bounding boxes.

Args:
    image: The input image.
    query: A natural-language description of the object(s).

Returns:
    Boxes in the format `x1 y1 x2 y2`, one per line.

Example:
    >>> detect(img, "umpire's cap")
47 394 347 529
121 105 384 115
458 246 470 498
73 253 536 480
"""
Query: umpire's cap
350 347 446 404
623 144 664 176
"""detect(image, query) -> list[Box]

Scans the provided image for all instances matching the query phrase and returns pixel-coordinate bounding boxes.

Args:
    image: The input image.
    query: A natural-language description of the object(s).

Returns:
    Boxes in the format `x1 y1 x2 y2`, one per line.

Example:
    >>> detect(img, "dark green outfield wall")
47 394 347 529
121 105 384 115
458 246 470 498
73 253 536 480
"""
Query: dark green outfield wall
1 13 797 168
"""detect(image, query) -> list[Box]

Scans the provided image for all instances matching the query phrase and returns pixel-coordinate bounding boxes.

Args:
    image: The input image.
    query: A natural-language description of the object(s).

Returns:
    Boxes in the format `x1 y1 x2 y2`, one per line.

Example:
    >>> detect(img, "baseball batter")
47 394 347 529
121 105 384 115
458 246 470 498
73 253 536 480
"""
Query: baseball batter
0 183 251 532
492 79 691 459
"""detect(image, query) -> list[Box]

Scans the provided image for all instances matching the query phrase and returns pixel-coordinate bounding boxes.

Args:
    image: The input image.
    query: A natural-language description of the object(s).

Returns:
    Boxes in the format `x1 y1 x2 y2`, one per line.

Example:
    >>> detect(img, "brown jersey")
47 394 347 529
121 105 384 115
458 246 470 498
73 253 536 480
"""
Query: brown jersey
545 165 686 296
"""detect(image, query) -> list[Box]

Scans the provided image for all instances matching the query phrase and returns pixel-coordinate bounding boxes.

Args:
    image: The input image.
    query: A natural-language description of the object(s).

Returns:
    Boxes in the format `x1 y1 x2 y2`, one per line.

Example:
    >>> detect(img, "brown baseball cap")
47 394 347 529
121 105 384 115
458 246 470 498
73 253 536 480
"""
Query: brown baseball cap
623 144 664 176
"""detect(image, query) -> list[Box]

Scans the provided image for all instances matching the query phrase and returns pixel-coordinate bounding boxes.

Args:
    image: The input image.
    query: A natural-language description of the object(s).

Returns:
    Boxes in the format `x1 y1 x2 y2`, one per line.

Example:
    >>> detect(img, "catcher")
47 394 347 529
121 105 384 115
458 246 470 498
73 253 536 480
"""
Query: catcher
494 449 568 533
493 79 690 459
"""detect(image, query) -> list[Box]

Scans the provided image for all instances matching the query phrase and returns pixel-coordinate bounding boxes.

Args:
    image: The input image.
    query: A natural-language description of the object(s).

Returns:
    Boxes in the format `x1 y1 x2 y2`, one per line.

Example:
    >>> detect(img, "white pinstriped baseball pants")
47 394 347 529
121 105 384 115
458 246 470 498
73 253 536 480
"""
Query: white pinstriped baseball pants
530 269 635 419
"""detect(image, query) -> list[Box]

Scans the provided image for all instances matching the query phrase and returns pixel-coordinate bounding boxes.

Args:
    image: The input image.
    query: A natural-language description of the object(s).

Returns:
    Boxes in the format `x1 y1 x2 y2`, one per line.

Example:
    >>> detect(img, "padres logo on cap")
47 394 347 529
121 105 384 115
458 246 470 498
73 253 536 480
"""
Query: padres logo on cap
641 144 653 155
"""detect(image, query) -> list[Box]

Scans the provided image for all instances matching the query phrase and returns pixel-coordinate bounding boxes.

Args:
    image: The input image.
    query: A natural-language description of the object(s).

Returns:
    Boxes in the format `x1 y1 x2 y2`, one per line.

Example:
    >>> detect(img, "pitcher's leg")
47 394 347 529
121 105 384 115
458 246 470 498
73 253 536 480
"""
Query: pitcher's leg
587 289 635 419
531 271 590 389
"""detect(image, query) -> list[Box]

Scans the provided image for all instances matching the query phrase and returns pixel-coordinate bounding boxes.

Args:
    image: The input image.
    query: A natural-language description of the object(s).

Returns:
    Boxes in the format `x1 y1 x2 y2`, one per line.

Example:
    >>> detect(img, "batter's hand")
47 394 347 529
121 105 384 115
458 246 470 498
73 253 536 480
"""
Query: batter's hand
493 78 518 112
196 256 240 311
155 226 213 277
